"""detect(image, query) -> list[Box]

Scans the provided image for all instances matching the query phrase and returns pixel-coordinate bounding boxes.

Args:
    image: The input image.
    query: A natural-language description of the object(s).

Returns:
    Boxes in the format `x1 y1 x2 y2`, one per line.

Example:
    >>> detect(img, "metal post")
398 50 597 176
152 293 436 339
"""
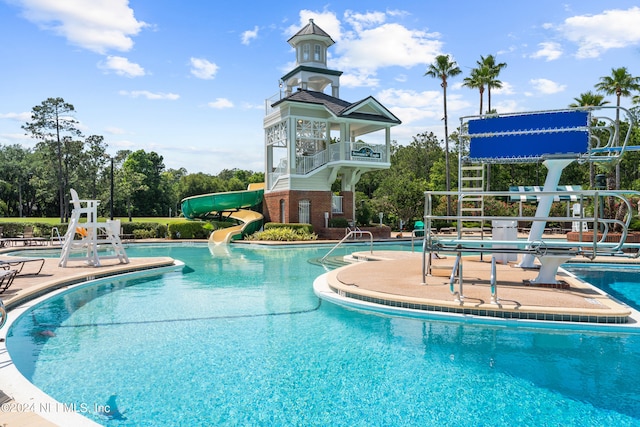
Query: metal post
110 157 114 220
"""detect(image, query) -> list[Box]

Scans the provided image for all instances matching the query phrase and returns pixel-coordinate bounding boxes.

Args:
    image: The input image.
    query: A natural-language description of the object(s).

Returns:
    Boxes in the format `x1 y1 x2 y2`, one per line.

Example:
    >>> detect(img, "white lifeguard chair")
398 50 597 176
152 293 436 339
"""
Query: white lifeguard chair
58 189 129 267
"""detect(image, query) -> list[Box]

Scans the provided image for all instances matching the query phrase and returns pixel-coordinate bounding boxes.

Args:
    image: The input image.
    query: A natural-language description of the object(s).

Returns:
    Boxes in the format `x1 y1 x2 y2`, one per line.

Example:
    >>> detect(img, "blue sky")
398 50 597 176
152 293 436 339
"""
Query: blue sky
1 1 639 175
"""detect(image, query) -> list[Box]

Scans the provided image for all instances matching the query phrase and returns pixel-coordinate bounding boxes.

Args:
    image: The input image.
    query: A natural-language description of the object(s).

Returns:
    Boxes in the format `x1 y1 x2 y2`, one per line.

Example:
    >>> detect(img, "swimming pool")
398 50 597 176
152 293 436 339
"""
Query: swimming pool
5 243 640 426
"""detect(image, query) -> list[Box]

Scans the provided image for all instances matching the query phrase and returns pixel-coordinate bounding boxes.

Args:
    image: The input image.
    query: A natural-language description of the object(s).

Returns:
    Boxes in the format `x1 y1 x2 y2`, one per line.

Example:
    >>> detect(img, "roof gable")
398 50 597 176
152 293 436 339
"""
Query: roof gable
272 90 401 125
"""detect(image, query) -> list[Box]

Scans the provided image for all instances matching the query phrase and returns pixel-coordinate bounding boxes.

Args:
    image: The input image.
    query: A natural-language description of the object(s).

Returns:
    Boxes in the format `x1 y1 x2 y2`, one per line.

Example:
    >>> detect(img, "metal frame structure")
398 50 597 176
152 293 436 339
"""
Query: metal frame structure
423 106 640 304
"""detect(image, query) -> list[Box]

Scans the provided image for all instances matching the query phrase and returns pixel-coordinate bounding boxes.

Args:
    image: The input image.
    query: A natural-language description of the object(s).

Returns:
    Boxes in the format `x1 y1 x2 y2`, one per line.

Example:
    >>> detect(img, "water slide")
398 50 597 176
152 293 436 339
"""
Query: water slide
181 183 264 244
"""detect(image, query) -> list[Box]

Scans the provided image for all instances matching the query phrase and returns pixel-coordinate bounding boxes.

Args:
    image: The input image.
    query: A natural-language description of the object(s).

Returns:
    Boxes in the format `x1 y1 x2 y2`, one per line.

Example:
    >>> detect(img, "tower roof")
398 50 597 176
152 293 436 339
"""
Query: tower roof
288 19 335 47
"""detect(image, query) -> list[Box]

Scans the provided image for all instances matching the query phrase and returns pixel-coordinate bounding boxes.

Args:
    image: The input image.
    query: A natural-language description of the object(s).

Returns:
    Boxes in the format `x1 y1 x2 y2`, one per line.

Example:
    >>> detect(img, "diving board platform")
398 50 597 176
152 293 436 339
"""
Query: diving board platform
421 106 639 305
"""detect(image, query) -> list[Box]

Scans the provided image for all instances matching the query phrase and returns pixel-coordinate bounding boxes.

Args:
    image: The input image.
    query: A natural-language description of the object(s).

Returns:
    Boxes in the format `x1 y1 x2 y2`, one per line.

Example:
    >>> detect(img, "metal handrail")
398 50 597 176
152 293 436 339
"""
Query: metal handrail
0 299 7 330
321 230 373 263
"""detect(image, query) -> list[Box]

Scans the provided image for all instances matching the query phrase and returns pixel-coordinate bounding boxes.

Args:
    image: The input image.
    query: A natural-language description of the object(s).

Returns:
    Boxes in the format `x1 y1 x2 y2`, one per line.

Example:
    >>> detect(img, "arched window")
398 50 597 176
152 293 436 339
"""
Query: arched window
298 199 310 224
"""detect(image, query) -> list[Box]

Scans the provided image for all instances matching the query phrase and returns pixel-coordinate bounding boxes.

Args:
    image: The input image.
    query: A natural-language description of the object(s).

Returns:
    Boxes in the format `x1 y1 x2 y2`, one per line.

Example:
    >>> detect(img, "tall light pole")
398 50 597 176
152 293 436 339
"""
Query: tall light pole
110 157 114 220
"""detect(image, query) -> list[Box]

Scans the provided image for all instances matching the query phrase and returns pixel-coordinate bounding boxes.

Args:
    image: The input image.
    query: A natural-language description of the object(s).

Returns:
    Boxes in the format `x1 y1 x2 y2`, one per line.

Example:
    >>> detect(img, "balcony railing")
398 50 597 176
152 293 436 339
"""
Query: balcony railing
296 142 388 174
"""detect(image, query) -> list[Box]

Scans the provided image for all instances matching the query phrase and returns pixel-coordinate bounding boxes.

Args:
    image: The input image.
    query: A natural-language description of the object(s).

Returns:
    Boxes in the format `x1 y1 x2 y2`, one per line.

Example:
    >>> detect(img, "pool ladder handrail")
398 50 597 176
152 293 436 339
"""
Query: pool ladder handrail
0 299 7 330
50 226 65 245
321 230 373 263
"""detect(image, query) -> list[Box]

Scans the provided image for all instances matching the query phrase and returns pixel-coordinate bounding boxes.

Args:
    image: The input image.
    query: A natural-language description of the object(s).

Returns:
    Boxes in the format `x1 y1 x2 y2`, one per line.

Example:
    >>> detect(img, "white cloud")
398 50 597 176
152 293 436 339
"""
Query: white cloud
99 56 145 77
241 26 259 45
492 81 515 96
105 126 126 135
119 90 179 100
190 57 219 80
343 10 386 33
375 88 471 125
335 23 442 72
559 7 640 58
0 111 32 121
208 98 234 109
16 0 148 54
340 72 380 88
530 42 563 61
528 78 566 95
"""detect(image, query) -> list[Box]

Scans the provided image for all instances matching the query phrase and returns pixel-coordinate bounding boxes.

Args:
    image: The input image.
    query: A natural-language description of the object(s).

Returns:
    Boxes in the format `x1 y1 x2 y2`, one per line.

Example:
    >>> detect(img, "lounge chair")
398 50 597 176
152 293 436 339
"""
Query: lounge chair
0 269 18 293
0 257 45 275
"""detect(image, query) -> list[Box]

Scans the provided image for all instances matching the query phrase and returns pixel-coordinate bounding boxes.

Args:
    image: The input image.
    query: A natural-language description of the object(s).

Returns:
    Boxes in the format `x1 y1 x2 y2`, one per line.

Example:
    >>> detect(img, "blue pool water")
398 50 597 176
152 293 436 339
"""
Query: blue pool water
6 243 640 426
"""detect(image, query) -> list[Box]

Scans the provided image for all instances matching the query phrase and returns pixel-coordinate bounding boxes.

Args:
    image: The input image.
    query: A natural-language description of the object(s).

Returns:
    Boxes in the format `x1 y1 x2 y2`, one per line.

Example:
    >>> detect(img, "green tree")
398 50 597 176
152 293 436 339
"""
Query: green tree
568 92 610 188
569 91 610 108
78 135 109 199
122 150 166 216
463 66 490 115
595 67 640 189
22 97 83 222
0 145 34 216
478 54 507 113
425 54 461 215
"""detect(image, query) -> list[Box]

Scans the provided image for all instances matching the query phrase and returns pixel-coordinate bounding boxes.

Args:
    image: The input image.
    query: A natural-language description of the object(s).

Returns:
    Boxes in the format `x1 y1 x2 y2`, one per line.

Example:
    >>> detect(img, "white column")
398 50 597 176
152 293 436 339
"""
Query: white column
519 158 574 268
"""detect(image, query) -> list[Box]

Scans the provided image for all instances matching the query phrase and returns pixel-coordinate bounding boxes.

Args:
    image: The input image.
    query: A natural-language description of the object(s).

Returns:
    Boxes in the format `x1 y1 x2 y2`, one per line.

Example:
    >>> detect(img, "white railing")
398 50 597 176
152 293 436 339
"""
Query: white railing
321 230 373 263
296 150 329 174
272 141 388 184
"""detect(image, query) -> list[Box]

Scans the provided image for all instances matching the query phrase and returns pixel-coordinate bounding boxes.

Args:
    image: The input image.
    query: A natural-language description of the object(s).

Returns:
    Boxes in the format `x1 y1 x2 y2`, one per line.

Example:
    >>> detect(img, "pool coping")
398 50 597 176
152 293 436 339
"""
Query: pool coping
314 251 640 332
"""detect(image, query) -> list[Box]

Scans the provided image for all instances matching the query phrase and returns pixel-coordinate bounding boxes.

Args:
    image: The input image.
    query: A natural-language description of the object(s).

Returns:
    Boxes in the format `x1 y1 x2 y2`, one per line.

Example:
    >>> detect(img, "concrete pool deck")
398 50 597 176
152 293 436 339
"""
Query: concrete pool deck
317 250 640 328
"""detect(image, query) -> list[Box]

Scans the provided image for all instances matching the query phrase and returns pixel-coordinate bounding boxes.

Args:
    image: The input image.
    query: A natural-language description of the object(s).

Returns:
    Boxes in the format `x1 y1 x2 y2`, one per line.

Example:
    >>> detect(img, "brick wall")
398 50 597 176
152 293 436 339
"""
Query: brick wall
263 189 355 232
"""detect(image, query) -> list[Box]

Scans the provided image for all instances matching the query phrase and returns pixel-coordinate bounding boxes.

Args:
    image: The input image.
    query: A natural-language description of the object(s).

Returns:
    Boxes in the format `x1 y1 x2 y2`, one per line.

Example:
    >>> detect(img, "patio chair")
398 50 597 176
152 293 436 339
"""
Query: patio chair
0 257 45 275
0 269 18 293
21 226 34 238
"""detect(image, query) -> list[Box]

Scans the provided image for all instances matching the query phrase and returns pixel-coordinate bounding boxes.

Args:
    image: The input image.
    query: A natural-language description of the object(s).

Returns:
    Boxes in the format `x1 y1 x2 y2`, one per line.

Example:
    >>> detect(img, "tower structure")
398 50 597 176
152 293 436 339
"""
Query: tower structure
263 19 401 235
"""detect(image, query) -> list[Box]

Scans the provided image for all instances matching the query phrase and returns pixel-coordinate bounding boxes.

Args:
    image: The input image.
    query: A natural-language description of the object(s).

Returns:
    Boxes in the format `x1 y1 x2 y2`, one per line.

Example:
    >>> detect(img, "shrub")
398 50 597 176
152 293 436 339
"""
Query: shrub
328 217 349 228
121 222 167 238
168 221 210 239
246 227 317 241
133 229 156 239
264 222 313 233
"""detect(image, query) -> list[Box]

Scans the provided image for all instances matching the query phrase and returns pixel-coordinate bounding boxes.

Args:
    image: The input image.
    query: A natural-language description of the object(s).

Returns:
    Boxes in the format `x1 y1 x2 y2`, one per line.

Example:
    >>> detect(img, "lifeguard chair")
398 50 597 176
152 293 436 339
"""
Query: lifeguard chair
59 189 129 267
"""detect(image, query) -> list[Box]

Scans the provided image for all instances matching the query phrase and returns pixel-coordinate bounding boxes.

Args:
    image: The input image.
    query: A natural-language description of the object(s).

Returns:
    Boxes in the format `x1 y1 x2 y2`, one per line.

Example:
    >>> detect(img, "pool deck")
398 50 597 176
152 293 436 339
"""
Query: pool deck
318 250 640 328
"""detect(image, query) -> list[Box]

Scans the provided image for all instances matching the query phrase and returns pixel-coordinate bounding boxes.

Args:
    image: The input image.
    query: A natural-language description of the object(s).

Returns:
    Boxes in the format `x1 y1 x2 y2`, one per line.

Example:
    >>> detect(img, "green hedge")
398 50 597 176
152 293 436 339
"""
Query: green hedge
0 221 168 240
167 221 211 239
328 217 349 228
0 222 67 238
121 222 167 238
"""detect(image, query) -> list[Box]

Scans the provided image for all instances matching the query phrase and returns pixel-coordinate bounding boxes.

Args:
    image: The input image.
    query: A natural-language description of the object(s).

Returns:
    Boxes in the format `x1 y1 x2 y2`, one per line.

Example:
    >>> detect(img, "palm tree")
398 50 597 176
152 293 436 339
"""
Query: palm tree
462 66 490 115
595 67 640 189
478 54 507 113
425 54 461 215
569 91 610 108
569 91 610 188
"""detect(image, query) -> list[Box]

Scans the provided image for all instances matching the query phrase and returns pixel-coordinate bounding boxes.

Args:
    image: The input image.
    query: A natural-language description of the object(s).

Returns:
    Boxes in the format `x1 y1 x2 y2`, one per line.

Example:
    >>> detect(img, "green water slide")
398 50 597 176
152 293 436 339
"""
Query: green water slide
181 187 264 219
180 184 265 243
